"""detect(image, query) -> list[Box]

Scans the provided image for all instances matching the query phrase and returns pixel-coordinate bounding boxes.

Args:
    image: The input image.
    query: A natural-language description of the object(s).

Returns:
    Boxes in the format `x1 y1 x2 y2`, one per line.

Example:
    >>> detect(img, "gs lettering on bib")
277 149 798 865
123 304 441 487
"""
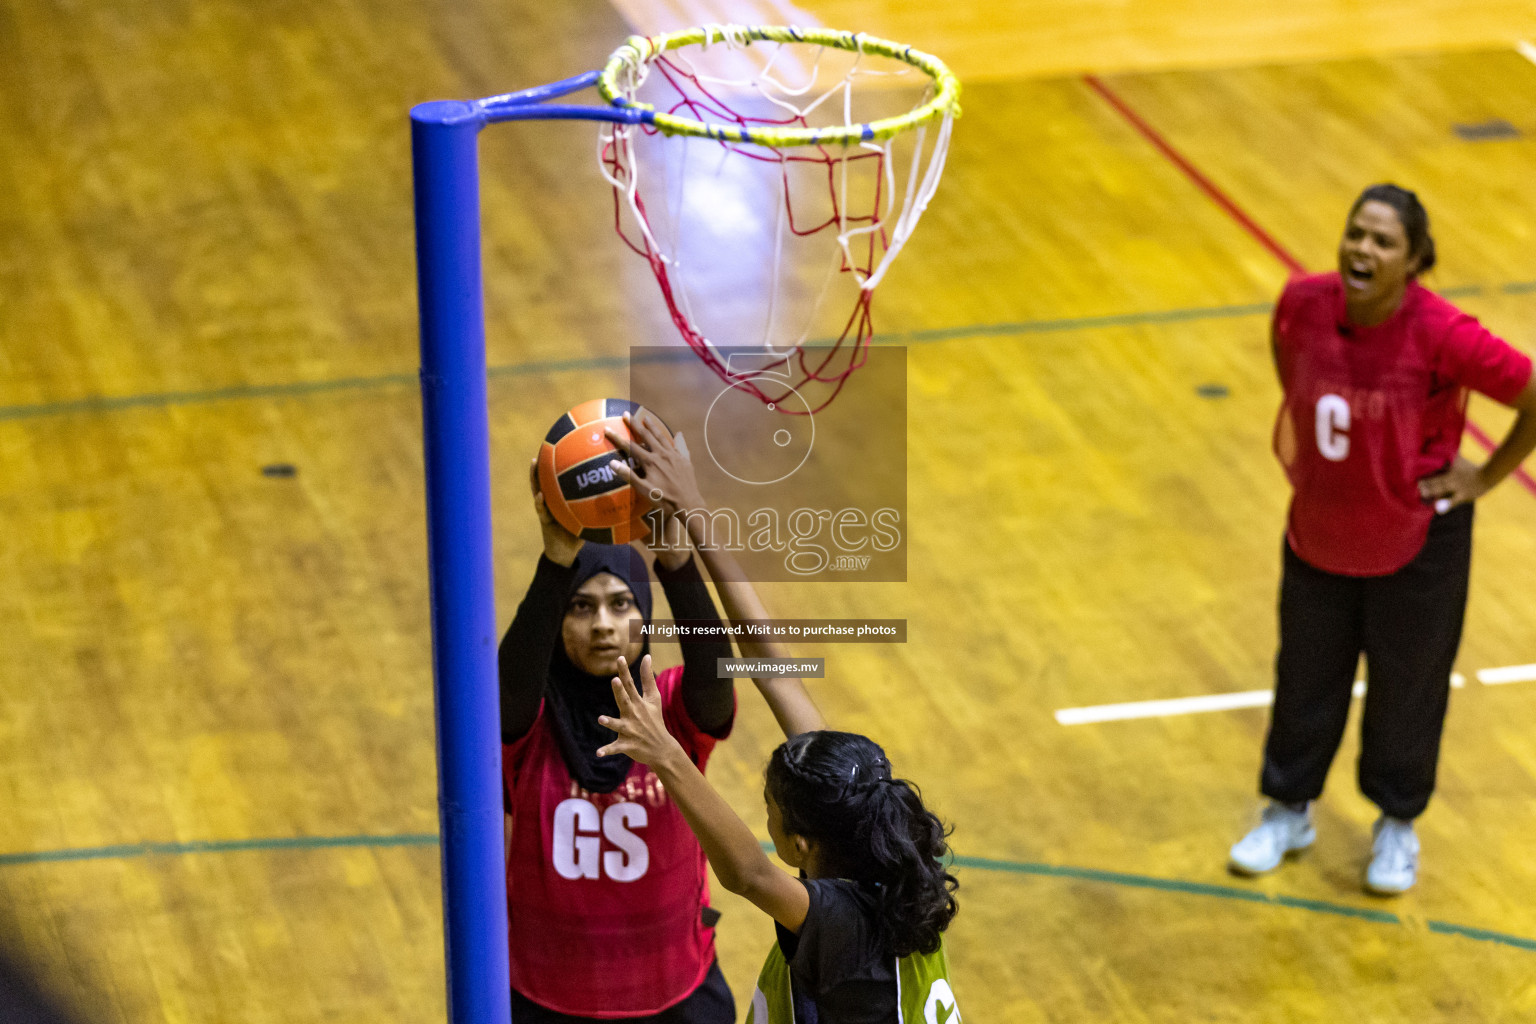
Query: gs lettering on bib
551 798 649 882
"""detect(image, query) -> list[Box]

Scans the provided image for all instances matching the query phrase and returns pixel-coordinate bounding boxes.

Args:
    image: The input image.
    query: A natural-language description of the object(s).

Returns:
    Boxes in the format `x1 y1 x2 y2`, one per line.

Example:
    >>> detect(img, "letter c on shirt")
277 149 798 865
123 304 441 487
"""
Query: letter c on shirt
1314 394 1350 461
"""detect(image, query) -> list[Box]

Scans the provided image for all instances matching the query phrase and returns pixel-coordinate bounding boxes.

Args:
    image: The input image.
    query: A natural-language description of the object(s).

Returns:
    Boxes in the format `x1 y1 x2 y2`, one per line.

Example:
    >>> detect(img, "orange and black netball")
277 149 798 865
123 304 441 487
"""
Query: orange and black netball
537 398 655 544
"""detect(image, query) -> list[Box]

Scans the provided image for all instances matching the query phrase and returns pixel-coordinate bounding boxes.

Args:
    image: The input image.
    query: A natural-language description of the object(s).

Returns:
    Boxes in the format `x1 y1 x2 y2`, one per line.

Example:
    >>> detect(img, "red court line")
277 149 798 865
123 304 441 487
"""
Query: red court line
1083 73 1536 499
1083 74 1305 276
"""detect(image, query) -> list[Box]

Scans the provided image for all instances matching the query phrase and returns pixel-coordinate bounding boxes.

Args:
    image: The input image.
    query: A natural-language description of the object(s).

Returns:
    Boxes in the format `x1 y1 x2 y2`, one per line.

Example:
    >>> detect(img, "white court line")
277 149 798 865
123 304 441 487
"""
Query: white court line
1057 673 1469 726
1477 664 1536 686
1518 40 1536 67
1055 690 1272 725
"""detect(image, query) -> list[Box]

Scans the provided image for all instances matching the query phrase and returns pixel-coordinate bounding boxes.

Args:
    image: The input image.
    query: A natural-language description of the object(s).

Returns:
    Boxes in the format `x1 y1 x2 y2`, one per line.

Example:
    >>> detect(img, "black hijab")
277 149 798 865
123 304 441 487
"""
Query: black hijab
545 544 653 793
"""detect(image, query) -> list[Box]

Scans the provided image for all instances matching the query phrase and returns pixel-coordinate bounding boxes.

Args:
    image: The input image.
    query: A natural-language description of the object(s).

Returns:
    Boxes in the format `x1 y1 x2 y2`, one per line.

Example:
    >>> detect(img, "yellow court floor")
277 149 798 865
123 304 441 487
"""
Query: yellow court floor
4 0 1536 1021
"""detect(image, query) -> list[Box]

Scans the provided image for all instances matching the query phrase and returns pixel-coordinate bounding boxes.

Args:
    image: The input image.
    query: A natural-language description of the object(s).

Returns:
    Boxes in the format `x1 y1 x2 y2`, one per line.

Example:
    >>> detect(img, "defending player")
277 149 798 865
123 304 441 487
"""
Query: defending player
599 656 961 1024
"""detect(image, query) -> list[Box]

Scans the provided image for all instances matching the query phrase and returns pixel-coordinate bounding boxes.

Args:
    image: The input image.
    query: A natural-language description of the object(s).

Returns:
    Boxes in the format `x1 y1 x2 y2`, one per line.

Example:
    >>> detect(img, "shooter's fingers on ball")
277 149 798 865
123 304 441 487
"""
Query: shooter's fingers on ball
608 458 669 516
605 424 637 456
607 458 638 485
615 411 655 452
623 410 650 444
626 410 671 452
605 427 654 477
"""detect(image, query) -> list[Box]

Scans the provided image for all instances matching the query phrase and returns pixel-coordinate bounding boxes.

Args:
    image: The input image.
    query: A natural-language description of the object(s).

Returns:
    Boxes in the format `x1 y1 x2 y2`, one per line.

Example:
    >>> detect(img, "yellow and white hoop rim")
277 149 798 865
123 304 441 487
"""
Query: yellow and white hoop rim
598 24 962 146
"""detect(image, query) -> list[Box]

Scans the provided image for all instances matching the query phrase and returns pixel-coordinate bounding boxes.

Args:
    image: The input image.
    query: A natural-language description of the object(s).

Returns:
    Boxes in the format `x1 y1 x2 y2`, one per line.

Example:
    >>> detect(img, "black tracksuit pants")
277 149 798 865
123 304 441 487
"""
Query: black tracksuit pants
1260 503 1474 820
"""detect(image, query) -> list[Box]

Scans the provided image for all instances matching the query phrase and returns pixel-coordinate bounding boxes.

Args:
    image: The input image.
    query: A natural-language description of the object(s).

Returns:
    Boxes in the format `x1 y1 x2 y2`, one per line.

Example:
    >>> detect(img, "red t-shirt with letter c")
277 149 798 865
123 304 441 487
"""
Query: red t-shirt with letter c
1272 273 1532 576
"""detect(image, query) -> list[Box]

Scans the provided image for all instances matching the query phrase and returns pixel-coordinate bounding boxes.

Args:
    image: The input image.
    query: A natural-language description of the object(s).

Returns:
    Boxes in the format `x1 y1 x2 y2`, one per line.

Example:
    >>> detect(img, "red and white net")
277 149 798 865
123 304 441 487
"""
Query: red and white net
598 27 954 413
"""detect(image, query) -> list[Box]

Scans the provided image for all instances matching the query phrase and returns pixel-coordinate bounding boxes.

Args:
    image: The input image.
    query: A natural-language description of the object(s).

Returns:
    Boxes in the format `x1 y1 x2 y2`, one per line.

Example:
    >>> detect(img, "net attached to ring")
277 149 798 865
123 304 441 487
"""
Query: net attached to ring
597 25 960 413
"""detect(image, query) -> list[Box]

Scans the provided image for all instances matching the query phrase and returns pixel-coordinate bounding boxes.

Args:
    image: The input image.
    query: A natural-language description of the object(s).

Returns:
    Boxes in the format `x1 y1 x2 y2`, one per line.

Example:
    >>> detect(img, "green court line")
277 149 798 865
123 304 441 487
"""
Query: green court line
947 854 1400 924
0 833 439 866
5 283 1535 424
5 833 1534 953
0 302 1279 424
7 285 1536 424
0 373 421 423
1427 920 1536 952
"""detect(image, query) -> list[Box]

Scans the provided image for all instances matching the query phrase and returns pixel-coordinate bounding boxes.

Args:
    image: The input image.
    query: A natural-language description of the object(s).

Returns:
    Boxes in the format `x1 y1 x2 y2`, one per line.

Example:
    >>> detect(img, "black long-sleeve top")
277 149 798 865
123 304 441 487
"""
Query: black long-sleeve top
498 554 735 741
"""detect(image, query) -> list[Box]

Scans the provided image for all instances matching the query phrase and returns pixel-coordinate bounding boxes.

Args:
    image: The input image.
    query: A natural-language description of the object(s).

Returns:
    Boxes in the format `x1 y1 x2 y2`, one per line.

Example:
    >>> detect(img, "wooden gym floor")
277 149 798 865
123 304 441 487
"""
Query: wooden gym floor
4 0 1536 1020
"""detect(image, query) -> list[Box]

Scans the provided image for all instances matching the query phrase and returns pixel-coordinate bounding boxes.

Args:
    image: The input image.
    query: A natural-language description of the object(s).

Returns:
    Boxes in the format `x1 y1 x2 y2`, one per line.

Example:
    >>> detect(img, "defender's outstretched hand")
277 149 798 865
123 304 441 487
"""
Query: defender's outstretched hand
605 412 693 567
606 411 706 516
595 652 812 931
608 413 825 737
597 655 685 768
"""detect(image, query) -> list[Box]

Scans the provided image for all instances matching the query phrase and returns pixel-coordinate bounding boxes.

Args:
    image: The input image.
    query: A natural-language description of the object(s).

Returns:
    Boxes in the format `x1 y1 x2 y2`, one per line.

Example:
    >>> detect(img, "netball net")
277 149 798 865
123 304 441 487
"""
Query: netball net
596 26 959 412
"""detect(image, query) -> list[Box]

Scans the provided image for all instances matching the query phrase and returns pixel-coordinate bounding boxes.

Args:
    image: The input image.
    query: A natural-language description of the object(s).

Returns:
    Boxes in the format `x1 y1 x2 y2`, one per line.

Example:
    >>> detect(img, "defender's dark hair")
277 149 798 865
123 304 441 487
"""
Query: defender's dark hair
1350 183 1436 276
767 731 958 958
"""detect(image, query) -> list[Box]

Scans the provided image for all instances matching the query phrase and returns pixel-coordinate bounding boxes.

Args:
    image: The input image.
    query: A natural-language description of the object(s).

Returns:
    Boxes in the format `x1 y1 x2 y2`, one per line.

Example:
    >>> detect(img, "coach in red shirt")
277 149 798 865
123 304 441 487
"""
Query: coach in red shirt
1229 184 1536 894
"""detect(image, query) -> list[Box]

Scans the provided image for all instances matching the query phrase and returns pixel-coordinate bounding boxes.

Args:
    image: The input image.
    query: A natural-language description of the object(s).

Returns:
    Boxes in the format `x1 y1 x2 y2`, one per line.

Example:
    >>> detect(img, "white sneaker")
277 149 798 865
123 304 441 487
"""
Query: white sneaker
1229 802 1316 876
1365 817 1418 895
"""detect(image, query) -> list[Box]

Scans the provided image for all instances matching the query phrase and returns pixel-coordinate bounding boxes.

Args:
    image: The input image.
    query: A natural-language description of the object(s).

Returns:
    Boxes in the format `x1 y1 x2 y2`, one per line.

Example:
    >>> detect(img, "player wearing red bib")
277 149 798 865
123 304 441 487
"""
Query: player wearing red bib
502 486 735 1021
1230 184 1536 894
504 415 825 1022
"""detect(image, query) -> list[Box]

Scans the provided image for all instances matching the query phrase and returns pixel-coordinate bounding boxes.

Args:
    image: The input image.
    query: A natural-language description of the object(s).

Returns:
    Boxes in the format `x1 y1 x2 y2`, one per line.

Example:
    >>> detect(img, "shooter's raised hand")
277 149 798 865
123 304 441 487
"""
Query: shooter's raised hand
596 655 685 770
529 459 583 566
